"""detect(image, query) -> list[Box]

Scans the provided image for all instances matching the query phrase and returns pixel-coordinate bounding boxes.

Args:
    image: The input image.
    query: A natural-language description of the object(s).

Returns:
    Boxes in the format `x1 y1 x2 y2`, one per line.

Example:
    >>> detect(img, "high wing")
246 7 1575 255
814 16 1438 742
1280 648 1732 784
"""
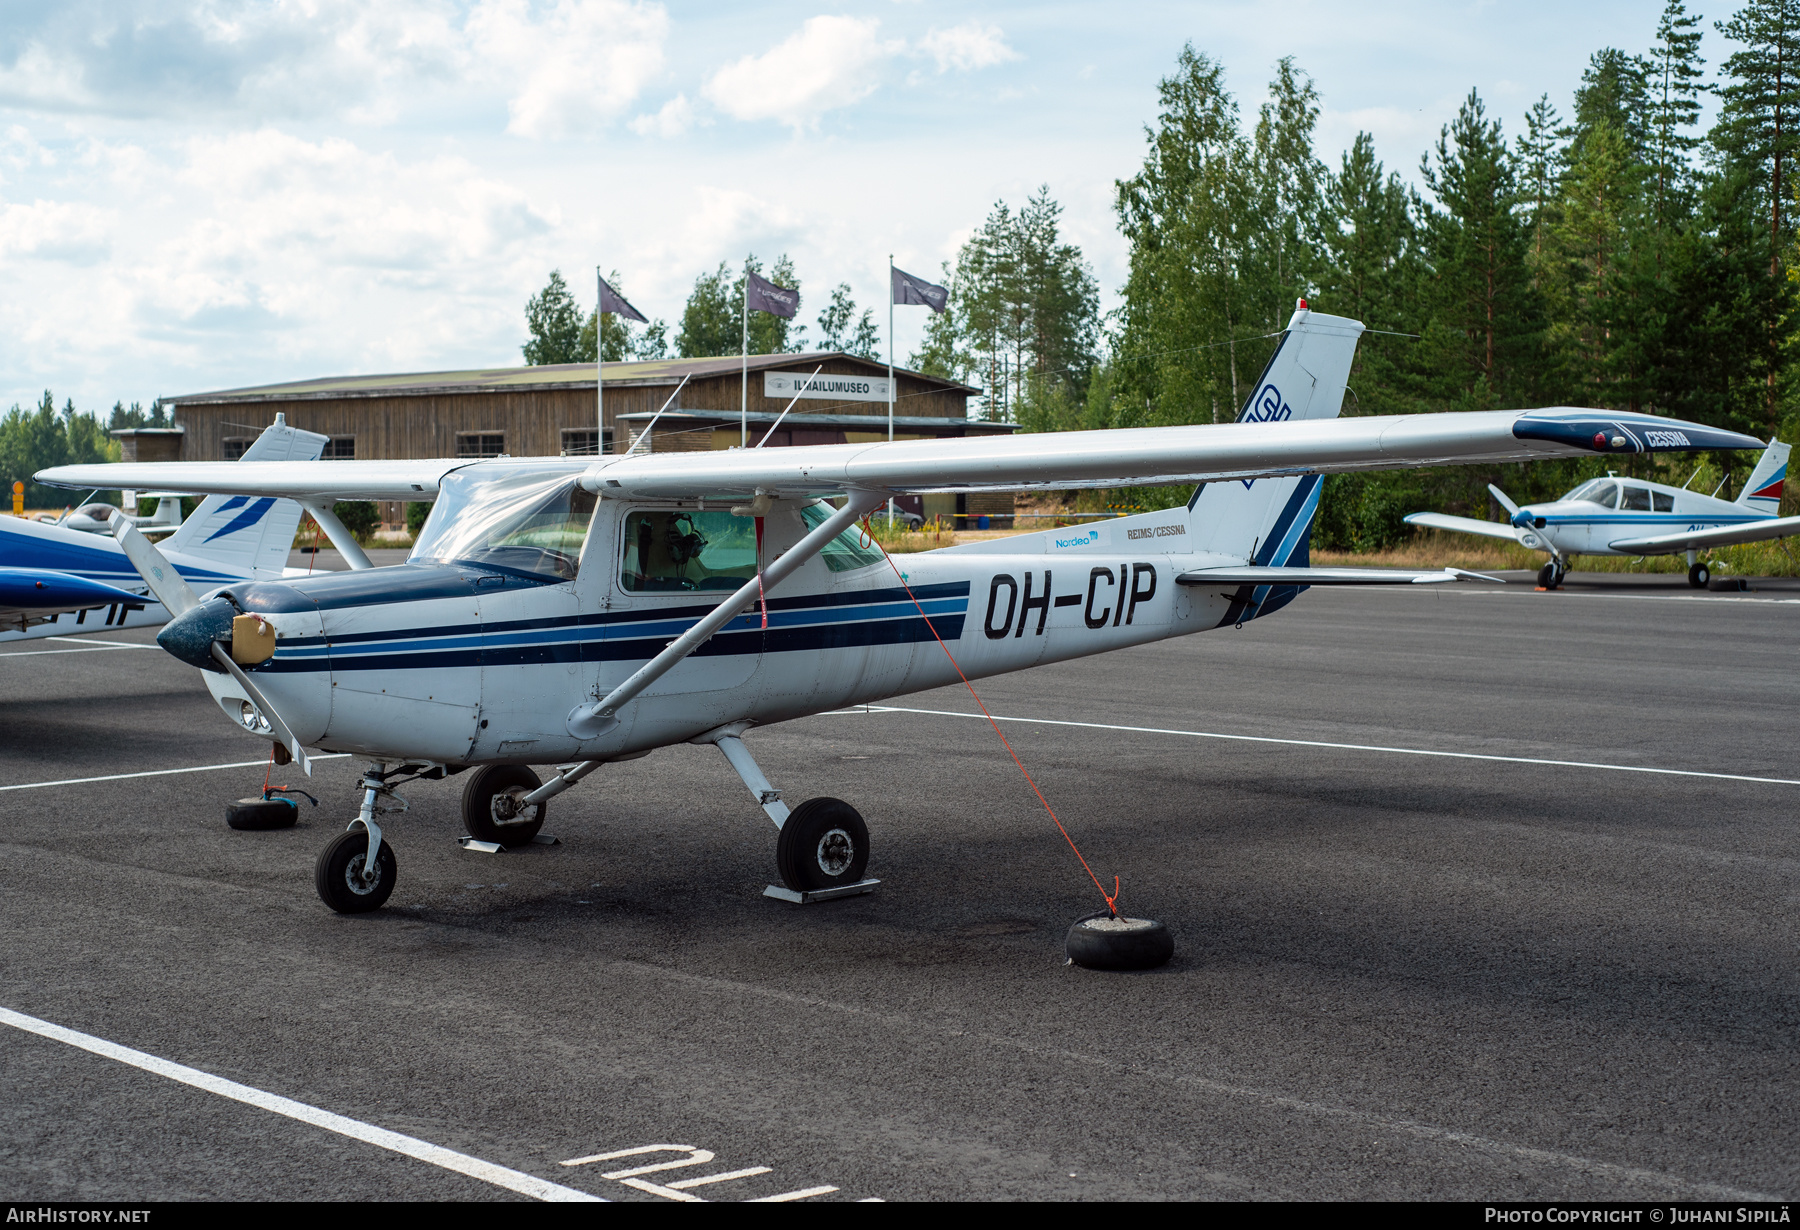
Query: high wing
1607 515 1800 555
37 410 1759 504
1178 565 1502 586
1402 511 1526 542
34 458 469 503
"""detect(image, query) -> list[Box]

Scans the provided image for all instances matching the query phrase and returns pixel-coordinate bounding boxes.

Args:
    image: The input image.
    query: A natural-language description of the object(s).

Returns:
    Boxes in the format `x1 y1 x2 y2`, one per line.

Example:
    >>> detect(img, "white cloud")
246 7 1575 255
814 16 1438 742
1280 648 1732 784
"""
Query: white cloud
630 93 696 139
704 16 902 130
0 198 113 263
0 0 668 137
917 22 1019 74
468 0 670 138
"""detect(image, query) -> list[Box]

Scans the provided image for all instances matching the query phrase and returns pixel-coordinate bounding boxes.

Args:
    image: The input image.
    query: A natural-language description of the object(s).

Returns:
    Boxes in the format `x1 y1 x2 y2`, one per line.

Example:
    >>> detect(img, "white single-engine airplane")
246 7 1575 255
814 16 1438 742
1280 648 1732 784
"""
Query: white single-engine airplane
39 307 1760 915
1 418 328 639
1405 440 1793 589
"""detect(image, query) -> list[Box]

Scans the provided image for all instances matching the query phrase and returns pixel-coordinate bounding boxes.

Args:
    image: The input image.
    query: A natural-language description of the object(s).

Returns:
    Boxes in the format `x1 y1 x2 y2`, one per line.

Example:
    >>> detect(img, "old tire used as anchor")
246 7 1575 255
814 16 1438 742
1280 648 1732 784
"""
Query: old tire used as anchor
461 764 546 847
227 796 298 831
777 797 869 893
1065 914 1174 971
315 829 397 914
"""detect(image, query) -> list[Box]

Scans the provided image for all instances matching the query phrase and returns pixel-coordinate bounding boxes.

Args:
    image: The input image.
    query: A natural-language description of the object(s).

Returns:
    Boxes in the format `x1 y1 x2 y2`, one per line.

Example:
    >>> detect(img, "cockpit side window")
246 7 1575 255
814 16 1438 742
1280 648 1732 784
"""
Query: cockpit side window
799 501 886 572
620 510 758 592
1620 484 1651 511
1653 490 1674 512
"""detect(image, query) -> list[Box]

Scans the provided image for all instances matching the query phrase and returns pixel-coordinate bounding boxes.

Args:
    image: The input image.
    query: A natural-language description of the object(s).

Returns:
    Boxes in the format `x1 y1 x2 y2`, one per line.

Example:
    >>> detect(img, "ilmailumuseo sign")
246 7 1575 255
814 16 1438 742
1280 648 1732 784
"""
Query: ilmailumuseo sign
763 371 892 403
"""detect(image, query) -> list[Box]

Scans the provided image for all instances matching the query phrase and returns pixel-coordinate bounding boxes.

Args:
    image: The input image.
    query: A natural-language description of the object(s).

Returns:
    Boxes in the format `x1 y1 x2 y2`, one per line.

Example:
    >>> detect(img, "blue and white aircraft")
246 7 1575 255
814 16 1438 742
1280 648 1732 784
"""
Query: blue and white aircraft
40 307 1758 915
1405 440 1794 589
1 417 328 639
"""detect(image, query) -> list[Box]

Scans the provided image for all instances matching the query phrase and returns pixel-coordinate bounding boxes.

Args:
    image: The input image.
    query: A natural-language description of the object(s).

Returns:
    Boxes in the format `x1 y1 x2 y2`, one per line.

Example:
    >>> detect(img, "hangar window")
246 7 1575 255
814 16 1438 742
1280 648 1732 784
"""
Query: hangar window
222 437 252 461
561 428 613 457
1620 484 1651 511
411 470 595 581
456 432 507 458
323 436 356 460
621 510 758 592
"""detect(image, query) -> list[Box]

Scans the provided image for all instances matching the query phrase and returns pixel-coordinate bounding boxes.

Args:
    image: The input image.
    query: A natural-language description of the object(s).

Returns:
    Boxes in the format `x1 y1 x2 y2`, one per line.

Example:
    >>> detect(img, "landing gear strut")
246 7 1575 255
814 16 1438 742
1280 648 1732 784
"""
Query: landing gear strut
693 722 879 902
315 764 413 913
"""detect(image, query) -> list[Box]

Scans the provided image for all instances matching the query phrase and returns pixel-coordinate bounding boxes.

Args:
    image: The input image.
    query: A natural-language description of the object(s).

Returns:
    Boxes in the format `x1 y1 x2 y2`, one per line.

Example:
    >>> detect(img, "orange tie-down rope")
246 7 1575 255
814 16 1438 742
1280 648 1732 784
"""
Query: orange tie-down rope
860 515 1120 917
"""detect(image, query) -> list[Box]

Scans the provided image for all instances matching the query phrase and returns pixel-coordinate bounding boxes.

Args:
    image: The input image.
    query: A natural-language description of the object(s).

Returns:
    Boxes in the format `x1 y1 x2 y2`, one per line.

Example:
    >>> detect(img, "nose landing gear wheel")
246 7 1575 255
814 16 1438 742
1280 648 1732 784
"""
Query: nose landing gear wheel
1536 562 1563 590
315 830 397 913
1688 560 1710 588
777 797 869 893
461 764 546 847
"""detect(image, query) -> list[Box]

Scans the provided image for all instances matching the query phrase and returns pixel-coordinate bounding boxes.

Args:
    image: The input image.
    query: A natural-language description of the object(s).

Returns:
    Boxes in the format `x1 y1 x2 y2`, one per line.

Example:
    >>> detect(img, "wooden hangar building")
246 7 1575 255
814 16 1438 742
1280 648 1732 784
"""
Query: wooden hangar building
150 352 1015 528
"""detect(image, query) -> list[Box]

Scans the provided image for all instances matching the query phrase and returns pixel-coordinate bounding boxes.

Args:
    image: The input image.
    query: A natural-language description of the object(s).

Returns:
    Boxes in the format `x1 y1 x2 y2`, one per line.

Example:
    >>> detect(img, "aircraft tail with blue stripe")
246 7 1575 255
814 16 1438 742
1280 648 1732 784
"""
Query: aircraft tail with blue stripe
162 416 326 576
1183 305 1365 625
1737 439 1789 516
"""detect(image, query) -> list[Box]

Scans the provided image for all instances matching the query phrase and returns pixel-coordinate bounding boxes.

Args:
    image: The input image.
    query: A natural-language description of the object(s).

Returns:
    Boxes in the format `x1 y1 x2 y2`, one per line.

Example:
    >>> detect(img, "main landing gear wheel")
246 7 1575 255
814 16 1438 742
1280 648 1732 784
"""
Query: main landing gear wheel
1536 561 1563 590
777 797 869 893
461 764 546 847
1689 560 1711 588
315 830 397 914
227 796 297 830
1065 914 1174 971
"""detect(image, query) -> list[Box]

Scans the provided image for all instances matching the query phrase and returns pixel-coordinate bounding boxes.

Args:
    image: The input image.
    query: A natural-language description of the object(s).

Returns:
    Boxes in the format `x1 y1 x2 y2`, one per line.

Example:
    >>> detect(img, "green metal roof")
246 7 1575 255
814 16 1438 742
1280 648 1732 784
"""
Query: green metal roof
167 352 982 404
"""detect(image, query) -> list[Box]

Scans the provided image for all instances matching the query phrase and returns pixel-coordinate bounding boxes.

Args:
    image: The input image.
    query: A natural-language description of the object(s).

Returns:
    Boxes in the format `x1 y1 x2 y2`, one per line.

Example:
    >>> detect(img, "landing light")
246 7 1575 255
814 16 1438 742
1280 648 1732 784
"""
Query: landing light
239 700 271 733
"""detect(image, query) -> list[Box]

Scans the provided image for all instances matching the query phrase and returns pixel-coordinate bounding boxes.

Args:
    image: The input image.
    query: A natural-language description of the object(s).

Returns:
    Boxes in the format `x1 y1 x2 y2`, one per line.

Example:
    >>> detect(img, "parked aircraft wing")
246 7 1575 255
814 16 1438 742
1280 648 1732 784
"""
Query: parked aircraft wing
35 458 470 502
1402 512 1528 542
583 410 1762 501
37 411 1759 505
1608 514 1800 555
1178 565 1502 586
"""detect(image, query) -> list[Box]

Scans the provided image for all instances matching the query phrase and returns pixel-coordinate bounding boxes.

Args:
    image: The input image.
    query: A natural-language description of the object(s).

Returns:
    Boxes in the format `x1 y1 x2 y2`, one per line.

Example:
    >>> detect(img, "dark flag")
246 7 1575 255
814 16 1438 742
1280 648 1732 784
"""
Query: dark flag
746 270 799 318
891 265 949 313
597 273 648 324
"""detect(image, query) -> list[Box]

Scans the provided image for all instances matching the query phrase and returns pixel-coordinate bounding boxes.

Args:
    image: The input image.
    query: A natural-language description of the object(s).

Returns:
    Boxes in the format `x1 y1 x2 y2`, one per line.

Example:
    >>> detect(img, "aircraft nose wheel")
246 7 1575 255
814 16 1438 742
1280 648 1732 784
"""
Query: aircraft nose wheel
1536 561 1564 589
461 765 547 847
315 830 397 913
777 797 870 893
1688 560 1710 588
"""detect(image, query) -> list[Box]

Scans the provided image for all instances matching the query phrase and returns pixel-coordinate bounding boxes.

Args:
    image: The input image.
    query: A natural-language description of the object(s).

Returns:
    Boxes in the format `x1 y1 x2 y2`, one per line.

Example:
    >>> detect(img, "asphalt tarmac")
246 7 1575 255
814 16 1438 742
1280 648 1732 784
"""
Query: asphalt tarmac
1 568 1795 1201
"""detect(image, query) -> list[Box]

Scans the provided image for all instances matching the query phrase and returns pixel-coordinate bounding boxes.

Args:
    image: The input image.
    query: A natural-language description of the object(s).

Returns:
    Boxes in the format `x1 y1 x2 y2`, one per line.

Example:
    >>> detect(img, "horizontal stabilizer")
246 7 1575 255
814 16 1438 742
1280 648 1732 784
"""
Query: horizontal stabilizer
1403 511 1526 543
1608 514 1800 555
1177 565 1503 586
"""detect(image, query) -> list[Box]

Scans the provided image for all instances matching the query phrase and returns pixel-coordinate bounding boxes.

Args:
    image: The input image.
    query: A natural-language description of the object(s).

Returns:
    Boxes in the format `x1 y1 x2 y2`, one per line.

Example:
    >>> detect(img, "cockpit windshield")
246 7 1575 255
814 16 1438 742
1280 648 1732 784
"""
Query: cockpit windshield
411 466 595 581
1564 479 1619 508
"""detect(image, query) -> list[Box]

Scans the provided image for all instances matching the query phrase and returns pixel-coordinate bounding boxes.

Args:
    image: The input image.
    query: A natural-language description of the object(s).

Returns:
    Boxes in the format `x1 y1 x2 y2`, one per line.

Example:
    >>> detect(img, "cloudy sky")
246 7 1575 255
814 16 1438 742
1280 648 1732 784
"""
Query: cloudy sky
1 0 1695 414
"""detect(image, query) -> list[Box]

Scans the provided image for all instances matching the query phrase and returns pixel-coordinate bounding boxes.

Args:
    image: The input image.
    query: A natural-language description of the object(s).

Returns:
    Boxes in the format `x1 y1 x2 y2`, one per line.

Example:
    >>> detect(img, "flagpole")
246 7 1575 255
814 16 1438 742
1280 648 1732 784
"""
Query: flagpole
604 264 612 452
740 268 749 448
887 253 895 527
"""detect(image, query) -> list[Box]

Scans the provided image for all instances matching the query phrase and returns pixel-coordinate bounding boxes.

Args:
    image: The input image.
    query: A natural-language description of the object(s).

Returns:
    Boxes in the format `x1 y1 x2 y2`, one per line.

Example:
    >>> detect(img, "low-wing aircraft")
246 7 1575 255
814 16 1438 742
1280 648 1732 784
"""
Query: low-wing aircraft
1404 440 1793 589
39 307 1760 916
0 417 327 639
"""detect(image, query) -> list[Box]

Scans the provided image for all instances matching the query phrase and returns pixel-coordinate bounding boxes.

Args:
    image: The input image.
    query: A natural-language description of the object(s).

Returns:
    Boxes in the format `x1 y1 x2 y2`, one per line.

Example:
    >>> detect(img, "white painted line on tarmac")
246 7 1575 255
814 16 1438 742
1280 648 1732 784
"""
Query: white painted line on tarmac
0 754 352 793
859 706 1800 788
0 643 157 657
751 1186 841 1202
0 1005 605 1202
1359 585 1800 606
44 636 156 648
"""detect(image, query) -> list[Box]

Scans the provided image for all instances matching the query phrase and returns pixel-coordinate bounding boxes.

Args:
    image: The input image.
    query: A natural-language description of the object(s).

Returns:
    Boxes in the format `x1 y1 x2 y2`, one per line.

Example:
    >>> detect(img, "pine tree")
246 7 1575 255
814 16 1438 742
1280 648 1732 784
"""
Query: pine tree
1647 1 1709 225
816 284 881 357
676 256 805 358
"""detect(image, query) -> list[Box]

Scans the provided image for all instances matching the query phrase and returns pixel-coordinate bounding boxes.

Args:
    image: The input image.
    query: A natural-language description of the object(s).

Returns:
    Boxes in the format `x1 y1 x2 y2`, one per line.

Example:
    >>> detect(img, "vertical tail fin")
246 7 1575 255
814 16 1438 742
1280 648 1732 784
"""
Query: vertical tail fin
1737 439 1788 515
1183 305 1363 624
165 415 328 576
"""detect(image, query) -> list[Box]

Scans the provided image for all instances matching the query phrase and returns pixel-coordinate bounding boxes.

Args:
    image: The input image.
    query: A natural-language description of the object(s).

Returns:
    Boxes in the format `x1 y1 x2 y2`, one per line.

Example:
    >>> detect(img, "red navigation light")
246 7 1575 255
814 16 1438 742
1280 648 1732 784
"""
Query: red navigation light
1592 432 1608 450
1297 298 1308 310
